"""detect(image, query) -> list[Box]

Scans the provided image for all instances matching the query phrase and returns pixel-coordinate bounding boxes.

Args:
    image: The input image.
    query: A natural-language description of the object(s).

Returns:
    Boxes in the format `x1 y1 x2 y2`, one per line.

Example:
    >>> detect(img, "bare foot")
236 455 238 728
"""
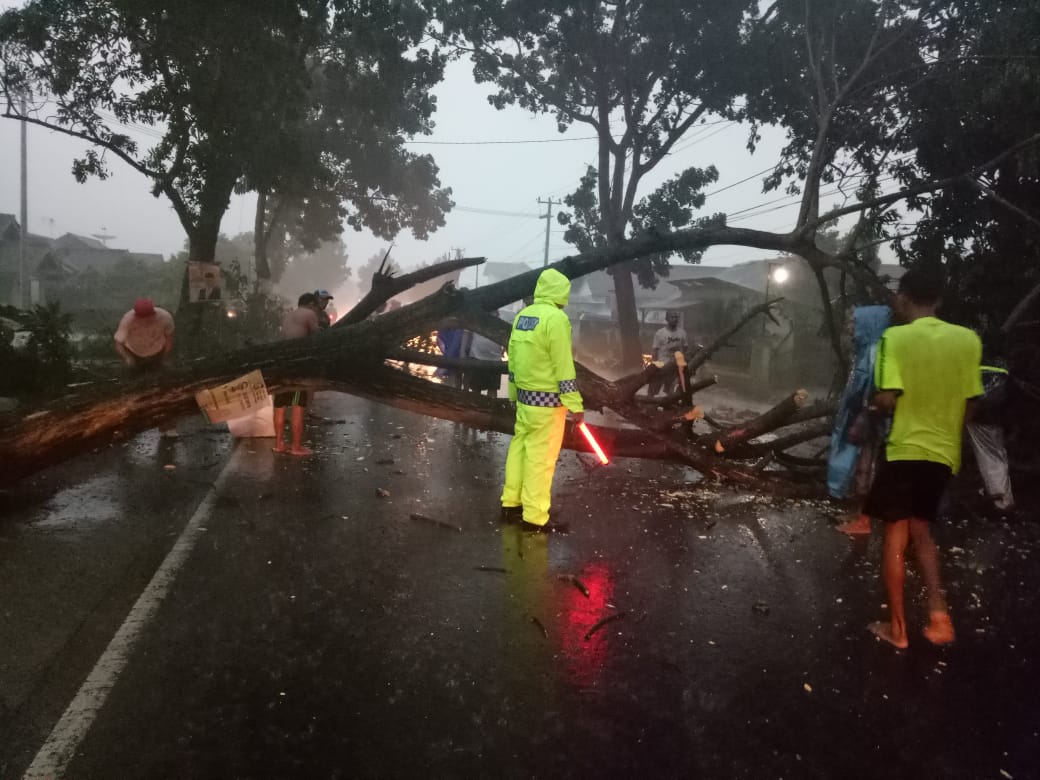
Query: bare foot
288 446 313 457
272 443 287 453
923 612 955 645
837 515 871 535
868 621 909 649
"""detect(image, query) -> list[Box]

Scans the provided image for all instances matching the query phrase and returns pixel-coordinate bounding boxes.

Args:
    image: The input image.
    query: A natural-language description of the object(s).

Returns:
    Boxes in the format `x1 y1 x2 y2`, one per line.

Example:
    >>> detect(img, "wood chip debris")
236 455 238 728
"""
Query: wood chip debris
558 574 590 597
409 512 462 533
529 615 548 638
584 611 627 641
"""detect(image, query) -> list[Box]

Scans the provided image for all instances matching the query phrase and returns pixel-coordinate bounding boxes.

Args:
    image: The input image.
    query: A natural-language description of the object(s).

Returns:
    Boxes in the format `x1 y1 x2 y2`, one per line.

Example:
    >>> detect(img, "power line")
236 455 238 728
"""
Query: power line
667 121 739 155
701 164 776 198
502 227 549 263
454 205 540 218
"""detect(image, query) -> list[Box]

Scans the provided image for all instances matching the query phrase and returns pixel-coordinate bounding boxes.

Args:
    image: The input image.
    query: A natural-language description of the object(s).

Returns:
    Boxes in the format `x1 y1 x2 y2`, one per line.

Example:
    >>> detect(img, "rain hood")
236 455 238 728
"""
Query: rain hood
533 268 571 308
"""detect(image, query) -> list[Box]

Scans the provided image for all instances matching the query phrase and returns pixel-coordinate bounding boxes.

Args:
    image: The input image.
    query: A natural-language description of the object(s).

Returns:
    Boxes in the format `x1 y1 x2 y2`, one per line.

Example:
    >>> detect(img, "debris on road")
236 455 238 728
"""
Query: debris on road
558 574 590 598
528 615 548 638
409 512 462 533
585 611 627 641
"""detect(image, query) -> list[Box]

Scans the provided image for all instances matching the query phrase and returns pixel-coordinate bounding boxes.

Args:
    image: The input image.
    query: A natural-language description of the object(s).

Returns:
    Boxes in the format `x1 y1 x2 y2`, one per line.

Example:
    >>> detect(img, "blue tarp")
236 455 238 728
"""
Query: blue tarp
827 306 891 499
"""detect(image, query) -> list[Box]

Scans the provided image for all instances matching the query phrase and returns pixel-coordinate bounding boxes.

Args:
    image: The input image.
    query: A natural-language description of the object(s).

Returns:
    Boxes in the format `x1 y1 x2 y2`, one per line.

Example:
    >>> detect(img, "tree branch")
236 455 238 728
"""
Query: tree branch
336 256 486 326
2 110 162 181
808 131 1040 228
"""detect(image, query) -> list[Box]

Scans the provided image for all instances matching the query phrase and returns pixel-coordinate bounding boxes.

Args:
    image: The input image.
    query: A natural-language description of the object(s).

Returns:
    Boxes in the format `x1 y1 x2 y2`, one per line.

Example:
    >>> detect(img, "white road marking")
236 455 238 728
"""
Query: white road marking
22 444 244 780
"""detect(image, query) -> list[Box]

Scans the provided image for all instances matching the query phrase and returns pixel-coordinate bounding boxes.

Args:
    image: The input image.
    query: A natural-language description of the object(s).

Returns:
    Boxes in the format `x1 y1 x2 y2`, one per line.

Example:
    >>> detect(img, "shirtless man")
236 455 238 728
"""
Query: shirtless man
273 293 320 455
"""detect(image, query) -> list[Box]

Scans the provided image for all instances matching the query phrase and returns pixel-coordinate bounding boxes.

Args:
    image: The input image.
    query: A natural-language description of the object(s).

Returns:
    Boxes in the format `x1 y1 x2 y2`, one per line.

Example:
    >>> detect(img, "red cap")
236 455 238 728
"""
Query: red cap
133 298 156 317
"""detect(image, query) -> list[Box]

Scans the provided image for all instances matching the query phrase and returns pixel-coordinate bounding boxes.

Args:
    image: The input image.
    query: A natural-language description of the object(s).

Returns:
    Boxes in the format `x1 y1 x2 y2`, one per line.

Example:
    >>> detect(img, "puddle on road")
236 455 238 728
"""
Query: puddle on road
34 474 121 531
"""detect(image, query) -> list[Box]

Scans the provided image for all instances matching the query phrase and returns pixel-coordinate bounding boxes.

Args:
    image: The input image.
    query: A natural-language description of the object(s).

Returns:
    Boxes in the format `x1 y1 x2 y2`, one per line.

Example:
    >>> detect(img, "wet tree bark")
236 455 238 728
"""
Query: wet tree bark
712 390 810 454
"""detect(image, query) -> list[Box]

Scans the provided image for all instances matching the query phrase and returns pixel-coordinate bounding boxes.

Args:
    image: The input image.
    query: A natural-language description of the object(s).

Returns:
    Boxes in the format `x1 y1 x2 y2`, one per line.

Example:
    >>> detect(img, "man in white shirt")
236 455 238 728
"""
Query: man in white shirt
648 311 688 397
114 297 175 369
113 297 176 435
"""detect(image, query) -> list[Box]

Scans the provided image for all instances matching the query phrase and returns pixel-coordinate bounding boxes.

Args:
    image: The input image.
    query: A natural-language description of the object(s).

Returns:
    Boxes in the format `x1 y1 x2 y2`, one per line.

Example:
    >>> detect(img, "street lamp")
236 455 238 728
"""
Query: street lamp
763 262 788 334
765 262 789 300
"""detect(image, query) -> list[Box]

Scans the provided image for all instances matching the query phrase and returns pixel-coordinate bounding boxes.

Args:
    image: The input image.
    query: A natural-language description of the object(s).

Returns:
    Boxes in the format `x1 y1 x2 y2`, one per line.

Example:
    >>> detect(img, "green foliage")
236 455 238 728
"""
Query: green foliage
893 1 1040 350
1 301 74 394
239 292 287 347
441 0 755 252
741 1 928 196
440 0 755 366
247 1 454 280
1 0 452 269
559 164 727 287
69 257 183 323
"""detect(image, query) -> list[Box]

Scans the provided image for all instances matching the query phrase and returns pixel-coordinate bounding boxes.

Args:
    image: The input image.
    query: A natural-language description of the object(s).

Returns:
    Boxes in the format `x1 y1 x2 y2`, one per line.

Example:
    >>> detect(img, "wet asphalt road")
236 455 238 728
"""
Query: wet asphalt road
1 393 1038 779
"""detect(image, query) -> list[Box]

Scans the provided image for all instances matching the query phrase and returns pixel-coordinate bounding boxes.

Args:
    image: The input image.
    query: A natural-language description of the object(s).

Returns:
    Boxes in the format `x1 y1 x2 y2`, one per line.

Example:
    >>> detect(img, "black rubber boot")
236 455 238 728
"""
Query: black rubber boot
500 505 523 524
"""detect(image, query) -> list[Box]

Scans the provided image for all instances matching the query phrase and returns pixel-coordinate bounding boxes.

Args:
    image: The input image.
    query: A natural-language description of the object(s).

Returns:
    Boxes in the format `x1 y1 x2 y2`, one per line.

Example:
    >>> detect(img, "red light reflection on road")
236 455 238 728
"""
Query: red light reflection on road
557 562 616 687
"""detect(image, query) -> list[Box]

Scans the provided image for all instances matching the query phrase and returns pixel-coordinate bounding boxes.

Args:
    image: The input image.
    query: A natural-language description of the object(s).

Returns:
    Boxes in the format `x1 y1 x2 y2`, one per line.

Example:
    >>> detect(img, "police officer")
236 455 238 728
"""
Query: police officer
500 268 584 533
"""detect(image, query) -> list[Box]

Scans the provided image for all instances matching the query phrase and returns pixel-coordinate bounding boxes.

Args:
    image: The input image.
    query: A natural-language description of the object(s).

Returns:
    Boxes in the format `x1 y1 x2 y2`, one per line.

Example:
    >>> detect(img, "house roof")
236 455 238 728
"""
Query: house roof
479 261 536 285
54 232 109 251
0 214 17 240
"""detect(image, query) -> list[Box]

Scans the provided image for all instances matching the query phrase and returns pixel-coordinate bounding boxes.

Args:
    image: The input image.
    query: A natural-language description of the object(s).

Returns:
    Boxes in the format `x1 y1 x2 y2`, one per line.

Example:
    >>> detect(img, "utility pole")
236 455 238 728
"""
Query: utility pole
19 93 28 308
537 197 557 267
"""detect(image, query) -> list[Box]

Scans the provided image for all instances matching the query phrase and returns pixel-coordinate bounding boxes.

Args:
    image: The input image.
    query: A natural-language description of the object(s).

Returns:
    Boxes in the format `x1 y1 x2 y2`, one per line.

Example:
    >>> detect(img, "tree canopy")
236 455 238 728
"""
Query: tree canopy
0 0 453 274
438 0 756 368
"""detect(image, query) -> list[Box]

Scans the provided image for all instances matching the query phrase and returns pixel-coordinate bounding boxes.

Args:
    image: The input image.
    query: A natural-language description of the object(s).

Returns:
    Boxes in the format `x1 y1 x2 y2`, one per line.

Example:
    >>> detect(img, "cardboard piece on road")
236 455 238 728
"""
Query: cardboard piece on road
195 369 270 425
226 396 276 438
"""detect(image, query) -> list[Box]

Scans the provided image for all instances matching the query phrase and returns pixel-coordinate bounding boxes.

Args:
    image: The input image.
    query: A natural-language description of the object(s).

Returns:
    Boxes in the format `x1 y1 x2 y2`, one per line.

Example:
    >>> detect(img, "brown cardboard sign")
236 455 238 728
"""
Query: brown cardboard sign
195 370 269 424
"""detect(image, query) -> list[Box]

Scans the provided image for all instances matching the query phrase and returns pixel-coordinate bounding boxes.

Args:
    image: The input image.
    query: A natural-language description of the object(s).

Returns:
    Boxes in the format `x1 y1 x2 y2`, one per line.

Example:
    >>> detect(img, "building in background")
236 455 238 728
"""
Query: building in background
0 214 165 321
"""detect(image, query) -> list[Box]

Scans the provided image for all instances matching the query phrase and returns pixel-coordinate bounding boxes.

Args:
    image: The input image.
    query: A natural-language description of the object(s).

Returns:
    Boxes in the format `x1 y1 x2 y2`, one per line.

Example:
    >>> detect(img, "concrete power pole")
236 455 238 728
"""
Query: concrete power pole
19 94 28 308
537 197 557 267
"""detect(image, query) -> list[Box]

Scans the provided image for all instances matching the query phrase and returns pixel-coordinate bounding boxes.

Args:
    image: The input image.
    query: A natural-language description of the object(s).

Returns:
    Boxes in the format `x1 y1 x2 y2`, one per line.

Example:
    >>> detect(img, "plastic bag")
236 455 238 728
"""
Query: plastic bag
967 422 1015 510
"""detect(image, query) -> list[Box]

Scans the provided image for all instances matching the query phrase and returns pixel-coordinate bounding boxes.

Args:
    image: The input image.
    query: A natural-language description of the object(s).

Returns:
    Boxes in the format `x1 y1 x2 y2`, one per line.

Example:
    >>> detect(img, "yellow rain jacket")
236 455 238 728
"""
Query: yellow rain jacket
502 268 583 527
506 268 584 413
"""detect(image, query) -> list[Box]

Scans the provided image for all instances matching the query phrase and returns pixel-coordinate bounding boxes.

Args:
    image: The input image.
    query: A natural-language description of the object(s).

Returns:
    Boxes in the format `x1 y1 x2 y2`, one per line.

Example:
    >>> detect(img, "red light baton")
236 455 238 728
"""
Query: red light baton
578 422 609 465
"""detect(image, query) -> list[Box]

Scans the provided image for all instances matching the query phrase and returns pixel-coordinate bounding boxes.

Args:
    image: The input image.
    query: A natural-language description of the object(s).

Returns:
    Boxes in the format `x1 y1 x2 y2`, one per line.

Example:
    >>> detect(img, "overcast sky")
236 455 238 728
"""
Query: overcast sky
0 1 832 290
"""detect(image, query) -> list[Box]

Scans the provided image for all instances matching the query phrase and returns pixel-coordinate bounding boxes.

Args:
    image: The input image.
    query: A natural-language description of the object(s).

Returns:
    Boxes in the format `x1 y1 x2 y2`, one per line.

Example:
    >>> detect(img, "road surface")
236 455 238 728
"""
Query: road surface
1 393 1037 778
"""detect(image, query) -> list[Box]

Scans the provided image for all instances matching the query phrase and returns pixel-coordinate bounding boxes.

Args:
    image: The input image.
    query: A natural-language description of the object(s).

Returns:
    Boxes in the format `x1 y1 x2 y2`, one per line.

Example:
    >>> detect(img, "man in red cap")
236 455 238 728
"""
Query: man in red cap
114 298 176 433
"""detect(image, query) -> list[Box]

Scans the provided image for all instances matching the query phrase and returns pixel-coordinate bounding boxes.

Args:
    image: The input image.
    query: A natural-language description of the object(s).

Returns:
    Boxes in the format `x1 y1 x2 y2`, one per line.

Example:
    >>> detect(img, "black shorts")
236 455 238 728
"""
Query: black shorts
128 352 167 374
863 459 952 522
273 390 309 408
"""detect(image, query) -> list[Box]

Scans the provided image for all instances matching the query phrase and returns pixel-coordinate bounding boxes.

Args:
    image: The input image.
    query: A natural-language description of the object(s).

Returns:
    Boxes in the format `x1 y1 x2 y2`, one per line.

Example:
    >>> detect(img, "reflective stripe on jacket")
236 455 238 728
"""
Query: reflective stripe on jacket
507 268 584 413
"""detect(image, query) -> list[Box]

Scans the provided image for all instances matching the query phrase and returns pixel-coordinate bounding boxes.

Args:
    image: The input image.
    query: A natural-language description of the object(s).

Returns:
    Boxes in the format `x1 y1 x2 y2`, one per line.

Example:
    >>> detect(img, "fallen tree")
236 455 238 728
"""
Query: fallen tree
0 242 835 492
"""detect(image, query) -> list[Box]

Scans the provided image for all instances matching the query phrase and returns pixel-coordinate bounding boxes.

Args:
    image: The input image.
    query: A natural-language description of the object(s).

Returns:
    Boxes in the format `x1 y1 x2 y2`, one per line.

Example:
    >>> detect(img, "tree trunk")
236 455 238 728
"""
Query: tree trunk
611 262 645 371
254 190 271 281
188 222 221 265
712 389 810 453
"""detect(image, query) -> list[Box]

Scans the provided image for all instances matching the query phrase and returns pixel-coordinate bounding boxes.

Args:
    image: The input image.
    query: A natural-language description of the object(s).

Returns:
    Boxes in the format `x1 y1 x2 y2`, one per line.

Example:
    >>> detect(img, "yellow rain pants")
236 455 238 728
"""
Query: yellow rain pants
501 403 568 526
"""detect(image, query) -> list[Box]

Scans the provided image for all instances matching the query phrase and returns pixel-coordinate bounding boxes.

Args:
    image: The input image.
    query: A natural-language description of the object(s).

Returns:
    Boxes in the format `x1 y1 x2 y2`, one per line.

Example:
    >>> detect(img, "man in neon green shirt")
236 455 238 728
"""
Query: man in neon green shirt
864 268 983 649
501 268 584 533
